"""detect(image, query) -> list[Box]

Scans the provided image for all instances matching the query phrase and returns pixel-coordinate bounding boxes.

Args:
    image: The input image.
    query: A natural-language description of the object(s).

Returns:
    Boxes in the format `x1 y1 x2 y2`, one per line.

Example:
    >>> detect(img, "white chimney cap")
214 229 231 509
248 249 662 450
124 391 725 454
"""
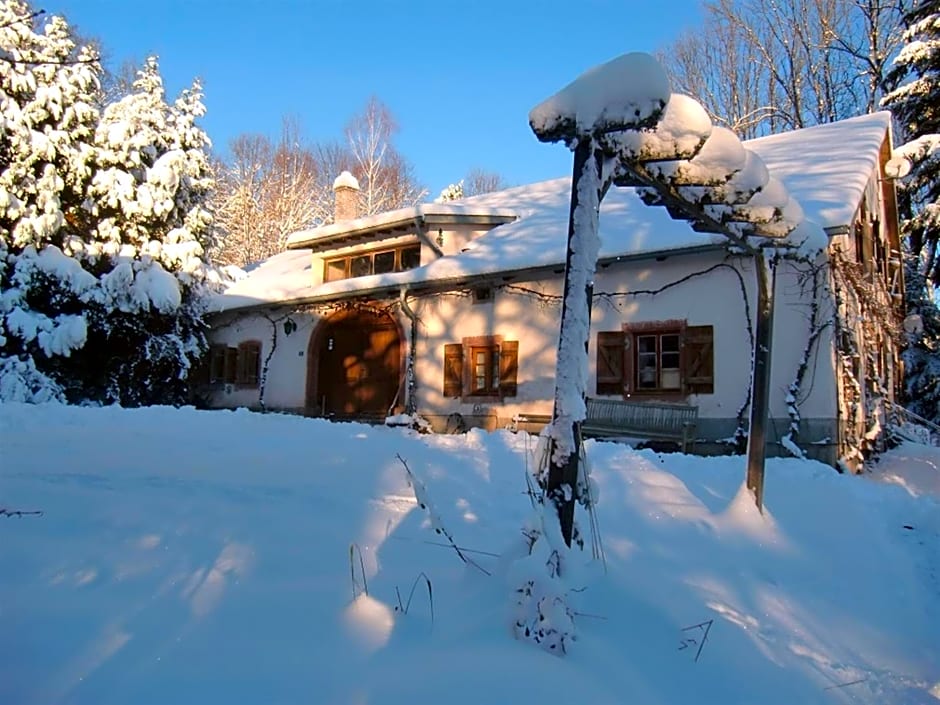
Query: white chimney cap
333 170 360 191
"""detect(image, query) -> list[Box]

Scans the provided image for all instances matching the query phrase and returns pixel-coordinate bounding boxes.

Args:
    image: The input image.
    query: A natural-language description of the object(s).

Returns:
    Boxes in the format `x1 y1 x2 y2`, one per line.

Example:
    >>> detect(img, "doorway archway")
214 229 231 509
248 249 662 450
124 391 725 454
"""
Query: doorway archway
306 309 402 418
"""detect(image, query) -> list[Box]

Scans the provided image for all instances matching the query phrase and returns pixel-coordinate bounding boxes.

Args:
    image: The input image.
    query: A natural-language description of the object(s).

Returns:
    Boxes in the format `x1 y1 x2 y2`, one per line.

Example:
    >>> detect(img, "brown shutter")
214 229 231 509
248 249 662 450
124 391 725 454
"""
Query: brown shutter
248 344 260 386
248 346 260 386
443 343 463 397
238 342 261 387
224 347 238 384
208 345 226 383
595 331 625 396
499 340 519 397
683 325 714 394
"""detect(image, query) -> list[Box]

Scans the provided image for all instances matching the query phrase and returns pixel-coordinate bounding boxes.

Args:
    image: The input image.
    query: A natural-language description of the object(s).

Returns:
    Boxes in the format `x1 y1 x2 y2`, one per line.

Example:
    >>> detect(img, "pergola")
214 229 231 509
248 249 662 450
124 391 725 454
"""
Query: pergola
530 53 809 546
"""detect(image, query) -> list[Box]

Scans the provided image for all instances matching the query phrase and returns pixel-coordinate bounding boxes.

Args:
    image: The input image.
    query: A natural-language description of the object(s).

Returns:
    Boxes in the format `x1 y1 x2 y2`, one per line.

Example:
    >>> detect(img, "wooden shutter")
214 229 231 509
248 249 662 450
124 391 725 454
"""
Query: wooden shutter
499 340 519 397
208 345 226 383
595 331 625 396
238 342 261 387
443 343 463 397
224 347 238 384
682 325 714 394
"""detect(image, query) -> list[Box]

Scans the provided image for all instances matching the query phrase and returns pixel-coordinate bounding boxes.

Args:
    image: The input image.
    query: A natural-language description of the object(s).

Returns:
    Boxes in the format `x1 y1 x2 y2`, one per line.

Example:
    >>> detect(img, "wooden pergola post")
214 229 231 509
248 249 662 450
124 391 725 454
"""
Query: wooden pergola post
545 139 605 547
745 250 775 511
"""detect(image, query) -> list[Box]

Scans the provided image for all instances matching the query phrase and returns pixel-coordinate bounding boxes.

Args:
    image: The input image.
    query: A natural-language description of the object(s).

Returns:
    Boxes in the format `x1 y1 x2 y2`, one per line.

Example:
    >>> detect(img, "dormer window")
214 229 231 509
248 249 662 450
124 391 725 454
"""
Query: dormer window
324 245 422 282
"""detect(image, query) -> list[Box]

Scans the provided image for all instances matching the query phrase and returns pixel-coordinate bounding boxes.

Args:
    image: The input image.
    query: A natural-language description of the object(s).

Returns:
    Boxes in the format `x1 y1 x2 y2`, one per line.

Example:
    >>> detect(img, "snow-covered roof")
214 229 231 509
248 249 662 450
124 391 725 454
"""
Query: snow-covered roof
214 113 891 313
285 203 520 249
746 112 891 230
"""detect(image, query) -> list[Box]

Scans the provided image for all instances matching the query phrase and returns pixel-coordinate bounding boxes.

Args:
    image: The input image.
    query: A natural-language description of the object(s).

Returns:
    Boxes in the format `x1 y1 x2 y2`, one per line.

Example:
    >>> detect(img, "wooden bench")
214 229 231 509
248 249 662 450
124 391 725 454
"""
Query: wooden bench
514 399 698 454
583 398 698 453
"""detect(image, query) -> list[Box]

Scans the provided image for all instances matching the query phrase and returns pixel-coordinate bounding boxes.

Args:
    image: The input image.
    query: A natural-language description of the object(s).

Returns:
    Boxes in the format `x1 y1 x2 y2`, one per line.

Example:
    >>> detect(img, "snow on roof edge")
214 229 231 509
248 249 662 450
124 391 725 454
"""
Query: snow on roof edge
209 242 730 315
286 202 521 248
220 113 889 314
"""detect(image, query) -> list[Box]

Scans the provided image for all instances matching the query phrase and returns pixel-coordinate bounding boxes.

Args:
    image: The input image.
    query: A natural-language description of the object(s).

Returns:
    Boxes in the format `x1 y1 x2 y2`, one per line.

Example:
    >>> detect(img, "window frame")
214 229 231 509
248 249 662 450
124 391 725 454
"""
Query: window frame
323 244 422 282
469 344 501 396
443 335 518 401
203 342 261 389
594 321 714 399
635 331 682 393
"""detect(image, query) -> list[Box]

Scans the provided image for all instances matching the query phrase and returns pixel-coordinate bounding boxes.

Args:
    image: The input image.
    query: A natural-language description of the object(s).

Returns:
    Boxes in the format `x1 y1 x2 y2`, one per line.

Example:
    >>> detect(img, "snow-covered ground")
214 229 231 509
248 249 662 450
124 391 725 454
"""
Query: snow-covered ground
1 404 937 705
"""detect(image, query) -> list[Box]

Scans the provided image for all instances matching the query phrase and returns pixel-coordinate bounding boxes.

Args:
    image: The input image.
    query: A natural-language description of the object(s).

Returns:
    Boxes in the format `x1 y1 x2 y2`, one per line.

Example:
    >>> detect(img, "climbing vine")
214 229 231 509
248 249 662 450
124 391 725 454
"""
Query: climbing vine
827 246 902 469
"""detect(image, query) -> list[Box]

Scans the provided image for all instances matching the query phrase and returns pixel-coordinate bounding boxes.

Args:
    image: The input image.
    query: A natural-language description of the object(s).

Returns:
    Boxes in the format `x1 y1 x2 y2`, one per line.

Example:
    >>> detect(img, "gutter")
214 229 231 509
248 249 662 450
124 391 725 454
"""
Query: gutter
396 287 419 416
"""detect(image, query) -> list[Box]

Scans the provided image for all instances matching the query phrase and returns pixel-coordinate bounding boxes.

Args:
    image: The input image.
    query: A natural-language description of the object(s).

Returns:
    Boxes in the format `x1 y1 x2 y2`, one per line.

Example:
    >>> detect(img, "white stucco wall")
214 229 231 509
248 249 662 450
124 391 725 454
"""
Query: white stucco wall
206 249 840 451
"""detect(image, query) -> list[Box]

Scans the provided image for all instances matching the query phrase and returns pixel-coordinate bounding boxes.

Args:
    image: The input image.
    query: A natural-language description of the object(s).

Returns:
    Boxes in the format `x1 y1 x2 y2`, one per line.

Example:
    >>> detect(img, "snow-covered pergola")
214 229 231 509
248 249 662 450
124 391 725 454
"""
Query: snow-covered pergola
530 53 805 543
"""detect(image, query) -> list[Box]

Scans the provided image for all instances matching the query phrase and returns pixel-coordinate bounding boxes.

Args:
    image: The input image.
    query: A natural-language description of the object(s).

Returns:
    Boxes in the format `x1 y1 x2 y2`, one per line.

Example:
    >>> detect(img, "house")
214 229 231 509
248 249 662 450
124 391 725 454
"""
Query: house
202 112 905 469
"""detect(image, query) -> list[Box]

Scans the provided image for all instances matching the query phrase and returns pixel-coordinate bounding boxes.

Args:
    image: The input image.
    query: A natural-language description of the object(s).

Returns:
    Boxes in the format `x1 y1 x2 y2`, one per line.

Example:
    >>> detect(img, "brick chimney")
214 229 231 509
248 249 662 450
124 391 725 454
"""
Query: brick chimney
333 171 360 222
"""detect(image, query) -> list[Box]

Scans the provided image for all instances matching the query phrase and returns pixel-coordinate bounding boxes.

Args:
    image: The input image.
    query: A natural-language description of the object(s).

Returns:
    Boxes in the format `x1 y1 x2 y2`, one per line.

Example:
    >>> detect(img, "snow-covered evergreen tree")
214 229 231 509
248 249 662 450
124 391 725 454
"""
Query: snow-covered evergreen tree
0 1 101 402
0 2 217 405
882 0 940 423
900 263 939 422
71 57 216 405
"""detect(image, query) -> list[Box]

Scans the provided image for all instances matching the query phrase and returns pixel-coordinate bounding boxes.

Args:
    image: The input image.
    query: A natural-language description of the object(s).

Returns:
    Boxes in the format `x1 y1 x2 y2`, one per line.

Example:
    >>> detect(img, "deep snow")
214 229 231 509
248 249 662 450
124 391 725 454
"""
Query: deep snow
1 404 937 704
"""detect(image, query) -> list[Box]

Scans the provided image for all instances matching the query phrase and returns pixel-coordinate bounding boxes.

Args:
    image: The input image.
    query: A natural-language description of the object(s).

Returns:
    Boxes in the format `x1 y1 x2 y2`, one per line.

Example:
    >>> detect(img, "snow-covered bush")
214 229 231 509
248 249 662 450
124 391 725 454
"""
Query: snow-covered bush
0 2 218 405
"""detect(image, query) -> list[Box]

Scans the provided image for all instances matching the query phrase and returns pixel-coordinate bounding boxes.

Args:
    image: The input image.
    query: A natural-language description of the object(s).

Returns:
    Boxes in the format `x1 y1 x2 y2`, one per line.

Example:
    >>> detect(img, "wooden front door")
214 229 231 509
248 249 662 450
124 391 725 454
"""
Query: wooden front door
310 311 401 417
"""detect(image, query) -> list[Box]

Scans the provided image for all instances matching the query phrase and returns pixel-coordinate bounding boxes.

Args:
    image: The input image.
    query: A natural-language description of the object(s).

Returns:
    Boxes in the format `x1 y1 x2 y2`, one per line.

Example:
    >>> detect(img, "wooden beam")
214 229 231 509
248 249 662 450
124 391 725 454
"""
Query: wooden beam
612 161 760 255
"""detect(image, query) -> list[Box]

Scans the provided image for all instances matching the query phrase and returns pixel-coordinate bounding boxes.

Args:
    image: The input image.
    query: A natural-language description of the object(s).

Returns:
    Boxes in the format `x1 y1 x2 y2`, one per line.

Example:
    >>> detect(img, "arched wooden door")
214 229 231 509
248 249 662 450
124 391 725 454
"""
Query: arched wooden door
307 310 401 418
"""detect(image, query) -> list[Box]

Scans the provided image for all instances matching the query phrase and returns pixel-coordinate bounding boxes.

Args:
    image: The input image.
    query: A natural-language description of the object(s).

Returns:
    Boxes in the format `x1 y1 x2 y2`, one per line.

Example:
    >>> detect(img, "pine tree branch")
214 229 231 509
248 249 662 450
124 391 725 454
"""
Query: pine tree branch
0 9 44 31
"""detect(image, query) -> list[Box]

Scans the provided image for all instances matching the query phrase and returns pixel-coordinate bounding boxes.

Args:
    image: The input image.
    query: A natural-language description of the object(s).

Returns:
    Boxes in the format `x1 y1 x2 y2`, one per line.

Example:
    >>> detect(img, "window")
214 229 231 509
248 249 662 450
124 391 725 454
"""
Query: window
325 259 347 282
594 323 713 397
636 332 681 391
472 286 494 304
350 254 371 278
202 342 260 388
400 246 421 270
443 336 518 400
324 244 421 282
373 250 396 274
470 345 501 394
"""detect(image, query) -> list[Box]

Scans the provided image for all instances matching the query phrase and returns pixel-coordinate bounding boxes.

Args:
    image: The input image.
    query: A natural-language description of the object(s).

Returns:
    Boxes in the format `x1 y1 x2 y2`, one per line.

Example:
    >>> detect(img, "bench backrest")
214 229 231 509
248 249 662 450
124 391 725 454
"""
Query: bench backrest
585 397 697 433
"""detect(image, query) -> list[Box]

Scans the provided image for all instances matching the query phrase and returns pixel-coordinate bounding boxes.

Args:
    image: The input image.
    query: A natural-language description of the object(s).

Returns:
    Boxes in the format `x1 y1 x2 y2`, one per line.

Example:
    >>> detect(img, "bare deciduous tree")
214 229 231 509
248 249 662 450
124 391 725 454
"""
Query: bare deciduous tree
464 168 508 196
213 119 326 267
213 98 425 267
345 96 426 216
661 14 770 138
661 0 907 137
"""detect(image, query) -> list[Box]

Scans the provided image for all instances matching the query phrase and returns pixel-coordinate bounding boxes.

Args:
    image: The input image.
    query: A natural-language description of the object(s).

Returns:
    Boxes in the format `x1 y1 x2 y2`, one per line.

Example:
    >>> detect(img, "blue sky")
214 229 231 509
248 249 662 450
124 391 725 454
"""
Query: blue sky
55 0 703 195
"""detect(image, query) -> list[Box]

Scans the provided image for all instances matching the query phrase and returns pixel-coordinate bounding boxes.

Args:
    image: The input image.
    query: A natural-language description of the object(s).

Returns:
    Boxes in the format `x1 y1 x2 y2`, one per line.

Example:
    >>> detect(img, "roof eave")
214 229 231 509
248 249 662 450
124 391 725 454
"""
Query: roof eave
212 242 729 316
285 211 518 250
